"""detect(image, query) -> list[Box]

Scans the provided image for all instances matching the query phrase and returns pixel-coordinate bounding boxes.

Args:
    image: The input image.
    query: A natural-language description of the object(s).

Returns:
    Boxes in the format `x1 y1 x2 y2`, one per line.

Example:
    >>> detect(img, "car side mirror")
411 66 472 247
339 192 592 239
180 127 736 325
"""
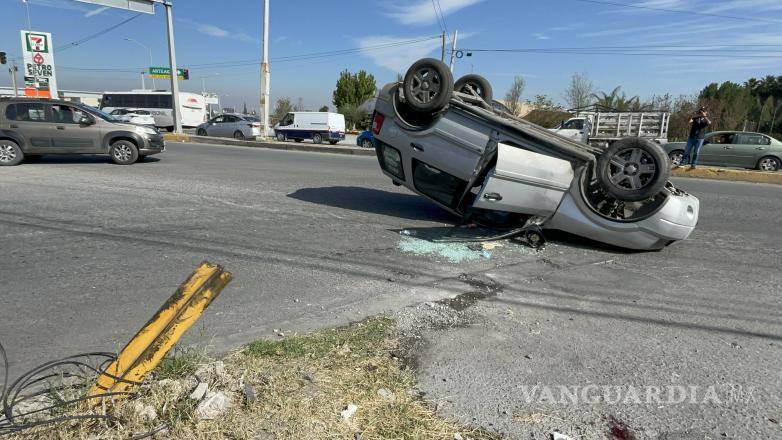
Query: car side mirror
80 116 94 125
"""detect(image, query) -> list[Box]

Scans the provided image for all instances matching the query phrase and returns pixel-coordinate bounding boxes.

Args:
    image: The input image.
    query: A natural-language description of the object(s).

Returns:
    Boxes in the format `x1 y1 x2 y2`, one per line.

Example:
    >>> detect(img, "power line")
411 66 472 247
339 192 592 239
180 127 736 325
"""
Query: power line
568 0 782 25
56 13 143 52
460 47 782 58
58 36 443 73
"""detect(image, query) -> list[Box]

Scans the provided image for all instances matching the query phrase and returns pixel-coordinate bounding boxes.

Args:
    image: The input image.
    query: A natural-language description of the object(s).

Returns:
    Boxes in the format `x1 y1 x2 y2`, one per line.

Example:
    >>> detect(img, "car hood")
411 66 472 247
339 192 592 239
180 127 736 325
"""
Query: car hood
111 121 157 132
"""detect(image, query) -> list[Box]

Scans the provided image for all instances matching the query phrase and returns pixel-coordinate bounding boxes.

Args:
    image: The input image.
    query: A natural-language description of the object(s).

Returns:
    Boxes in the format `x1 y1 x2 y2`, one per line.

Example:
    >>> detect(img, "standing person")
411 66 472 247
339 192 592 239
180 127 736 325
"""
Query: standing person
678 107 711 169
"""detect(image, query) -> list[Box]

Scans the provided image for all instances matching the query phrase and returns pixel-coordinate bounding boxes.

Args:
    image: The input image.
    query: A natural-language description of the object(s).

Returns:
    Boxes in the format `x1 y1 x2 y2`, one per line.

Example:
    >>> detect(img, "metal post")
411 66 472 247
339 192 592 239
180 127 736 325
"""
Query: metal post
139 71 146 90
148 47 155 89
164 1 182 133
260 0 270 139
448 30 458 72
441 31 446 62
10 61 19 97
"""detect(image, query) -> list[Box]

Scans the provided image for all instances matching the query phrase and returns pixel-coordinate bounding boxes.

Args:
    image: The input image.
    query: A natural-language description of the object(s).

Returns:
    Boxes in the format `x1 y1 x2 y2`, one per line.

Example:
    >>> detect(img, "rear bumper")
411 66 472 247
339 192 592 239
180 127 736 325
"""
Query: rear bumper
328 131 345 140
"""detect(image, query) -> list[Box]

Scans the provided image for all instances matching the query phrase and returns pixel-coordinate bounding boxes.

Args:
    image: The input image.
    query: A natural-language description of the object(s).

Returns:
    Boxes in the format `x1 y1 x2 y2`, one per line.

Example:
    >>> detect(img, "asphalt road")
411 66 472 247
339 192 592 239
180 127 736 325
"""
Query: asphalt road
1 142 780 438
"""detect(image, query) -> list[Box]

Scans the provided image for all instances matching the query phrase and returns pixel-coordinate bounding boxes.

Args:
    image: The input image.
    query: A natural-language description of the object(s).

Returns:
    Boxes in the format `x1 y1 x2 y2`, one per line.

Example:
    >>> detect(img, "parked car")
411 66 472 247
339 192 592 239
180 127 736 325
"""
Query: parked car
0 98 164 166
108 108 156 126
370 58 699 251
357 130 374 148
196 114 261 140
664 131 781 171
274 112 345 145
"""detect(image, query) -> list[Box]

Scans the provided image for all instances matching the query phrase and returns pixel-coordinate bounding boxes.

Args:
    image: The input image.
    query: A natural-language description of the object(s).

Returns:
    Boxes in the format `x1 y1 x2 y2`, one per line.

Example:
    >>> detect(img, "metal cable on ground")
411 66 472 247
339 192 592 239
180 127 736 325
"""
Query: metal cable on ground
0 339 163 437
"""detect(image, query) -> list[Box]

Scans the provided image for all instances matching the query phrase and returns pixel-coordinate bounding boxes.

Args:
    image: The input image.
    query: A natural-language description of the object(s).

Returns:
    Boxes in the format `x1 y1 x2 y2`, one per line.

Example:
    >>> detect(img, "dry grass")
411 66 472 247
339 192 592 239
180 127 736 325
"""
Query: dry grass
7 317 500 440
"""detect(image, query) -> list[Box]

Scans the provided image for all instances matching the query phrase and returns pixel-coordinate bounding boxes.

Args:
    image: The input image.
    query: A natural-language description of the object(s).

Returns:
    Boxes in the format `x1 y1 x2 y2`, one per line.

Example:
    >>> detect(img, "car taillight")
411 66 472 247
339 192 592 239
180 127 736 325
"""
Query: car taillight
372 112 384 135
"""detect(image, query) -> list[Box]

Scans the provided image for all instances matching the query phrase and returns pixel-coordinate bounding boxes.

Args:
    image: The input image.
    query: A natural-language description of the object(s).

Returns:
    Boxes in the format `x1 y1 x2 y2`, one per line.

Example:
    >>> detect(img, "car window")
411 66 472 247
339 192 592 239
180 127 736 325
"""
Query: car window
279 113 294 126
736 133 770 145
133 110 150 115
212 116 225 123
5 102 48 122
51 104 88 124
223 115 238 123
412 159 467 208
562 119 584 130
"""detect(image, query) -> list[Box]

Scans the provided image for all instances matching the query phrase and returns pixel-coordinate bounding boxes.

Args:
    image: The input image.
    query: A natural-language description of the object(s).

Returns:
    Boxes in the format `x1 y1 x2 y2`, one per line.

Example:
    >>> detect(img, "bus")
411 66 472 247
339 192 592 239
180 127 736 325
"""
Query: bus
100 90 207 131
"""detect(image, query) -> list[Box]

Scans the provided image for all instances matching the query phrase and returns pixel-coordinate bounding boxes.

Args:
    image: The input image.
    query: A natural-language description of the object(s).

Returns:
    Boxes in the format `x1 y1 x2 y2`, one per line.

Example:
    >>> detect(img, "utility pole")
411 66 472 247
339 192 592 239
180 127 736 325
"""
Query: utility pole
125 38 156 89
448 30 458 72
260 0 270 139
139 70 146 89
440 31 446 62
10 61 19 97
163 0 182 133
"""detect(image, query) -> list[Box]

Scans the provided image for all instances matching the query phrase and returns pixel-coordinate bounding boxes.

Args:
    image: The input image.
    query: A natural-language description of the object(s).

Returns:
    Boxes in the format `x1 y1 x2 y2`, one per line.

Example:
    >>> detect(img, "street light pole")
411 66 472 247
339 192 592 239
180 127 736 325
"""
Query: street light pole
260 0 270 139
163 0 182 133
125 38 156 90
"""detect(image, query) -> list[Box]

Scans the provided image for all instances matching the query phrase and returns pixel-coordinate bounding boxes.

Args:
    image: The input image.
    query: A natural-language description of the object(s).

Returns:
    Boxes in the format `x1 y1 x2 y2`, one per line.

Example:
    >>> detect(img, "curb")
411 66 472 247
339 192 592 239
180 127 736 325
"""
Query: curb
671 166 782 185
163 134 375 157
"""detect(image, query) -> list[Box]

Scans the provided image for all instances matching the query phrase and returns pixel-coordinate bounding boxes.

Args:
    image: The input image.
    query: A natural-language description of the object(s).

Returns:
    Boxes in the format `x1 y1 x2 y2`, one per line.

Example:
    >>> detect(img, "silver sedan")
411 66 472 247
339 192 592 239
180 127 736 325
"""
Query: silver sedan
196 114 261 140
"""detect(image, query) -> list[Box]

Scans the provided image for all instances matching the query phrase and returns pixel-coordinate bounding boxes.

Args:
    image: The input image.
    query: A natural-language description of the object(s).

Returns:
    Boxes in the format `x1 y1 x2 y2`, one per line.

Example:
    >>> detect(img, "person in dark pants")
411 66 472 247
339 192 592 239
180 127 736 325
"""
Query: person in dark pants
678 107 711 169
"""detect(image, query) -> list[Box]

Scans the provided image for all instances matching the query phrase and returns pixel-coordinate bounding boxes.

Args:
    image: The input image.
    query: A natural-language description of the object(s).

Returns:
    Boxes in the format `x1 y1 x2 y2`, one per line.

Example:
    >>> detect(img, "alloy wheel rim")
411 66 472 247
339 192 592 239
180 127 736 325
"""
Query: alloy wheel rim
114 144 132 161
670 152 683 166
608 147 657 190
411 68 441 104
0 144 17 162
760 158 778 171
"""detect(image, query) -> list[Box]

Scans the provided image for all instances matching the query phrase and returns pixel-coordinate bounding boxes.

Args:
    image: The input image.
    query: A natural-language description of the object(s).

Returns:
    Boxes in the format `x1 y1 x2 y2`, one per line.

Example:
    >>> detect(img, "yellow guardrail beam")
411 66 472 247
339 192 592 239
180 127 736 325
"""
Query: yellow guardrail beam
89 261 232 401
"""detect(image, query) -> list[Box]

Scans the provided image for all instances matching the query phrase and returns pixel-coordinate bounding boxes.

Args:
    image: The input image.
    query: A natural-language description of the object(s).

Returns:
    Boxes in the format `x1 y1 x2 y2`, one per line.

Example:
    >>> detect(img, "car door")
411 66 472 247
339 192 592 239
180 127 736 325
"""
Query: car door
49 104 102 153
732 133 772 169
697 133 727 166
277 113 295 137
206 115 225 136
223 115 240 136
4 101 53 152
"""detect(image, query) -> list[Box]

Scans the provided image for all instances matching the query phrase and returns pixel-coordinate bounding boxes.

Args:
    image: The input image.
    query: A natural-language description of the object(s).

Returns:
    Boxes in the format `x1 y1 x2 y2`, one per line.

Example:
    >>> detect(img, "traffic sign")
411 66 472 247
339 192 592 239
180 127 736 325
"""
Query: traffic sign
149 66 189 80
75 0 155 14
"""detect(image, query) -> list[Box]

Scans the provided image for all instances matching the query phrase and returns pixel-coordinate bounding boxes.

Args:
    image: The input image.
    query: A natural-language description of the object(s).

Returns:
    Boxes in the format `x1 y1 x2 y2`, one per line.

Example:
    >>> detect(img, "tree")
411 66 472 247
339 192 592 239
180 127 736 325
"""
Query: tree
533 94 556 110
271 97 293 125
340 104 368 131
564 72 594 110
504 76 525 115
332 69 377 128
332 69 377 110
591 86 640 111
699 81 754 132
319 105 329 112
295 97 305 111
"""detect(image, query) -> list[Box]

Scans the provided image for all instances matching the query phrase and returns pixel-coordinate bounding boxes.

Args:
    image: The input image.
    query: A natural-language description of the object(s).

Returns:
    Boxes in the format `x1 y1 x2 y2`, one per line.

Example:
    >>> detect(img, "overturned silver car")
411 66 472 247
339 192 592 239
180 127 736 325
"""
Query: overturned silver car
370 58 699 250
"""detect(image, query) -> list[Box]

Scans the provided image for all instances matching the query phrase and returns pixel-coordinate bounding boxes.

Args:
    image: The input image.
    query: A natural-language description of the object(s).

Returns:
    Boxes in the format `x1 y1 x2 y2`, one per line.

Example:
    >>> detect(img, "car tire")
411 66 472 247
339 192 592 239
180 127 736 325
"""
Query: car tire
402 58 454 113
294 138 302 143
312 133 323 144
0 140 24 166
233 131 245 140
196 128 207 136
756 156 780 172
597 137 669 202
668 149 684 167
166 126 174 132
362 139 373 149
276 132 286 142
110 140 139 165
454 74 493 102
328 140 338 145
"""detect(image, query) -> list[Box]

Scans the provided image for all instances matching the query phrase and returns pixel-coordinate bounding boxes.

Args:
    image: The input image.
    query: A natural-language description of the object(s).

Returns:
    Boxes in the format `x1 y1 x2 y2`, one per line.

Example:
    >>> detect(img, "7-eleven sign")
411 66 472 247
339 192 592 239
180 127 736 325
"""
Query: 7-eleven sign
26 33 49 53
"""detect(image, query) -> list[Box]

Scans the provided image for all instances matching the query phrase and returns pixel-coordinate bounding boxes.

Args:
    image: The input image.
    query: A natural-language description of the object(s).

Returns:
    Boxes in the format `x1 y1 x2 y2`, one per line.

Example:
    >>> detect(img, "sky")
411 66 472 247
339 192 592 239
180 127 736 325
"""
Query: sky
1 0 781 110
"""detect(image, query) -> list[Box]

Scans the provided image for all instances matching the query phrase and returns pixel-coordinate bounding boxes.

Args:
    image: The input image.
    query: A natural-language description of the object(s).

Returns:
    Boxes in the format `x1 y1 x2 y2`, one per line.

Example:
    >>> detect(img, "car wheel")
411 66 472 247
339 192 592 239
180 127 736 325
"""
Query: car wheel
0 140 24 166
233 131 245 140
294 138 302 143
276 132 286 142
756 156 780 172
597 137 669 202
166 126 174 132
328 140 338 145
668 149 684 167
454 74 493 102
110 140 139 165
362 139 373 149
402 58 454 113
312 133 323 144
196 128 207 136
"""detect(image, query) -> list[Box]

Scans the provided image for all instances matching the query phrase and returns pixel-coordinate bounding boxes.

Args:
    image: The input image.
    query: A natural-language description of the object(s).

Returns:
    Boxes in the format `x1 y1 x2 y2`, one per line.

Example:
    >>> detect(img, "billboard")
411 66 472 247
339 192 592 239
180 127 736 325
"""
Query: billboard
75 0 155 14
20 31 58 99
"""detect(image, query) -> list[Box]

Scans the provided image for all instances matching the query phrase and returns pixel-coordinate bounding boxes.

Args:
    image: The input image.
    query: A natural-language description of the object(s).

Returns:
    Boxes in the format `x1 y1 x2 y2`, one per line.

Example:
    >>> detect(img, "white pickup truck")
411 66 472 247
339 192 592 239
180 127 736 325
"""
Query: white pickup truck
550 109 670 147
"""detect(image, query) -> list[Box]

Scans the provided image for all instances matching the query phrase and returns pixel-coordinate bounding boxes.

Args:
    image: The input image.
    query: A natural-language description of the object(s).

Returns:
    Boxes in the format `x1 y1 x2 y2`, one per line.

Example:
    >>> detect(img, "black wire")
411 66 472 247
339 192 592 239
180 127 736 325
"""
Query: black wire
0 339 163 438
56 13 144 52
